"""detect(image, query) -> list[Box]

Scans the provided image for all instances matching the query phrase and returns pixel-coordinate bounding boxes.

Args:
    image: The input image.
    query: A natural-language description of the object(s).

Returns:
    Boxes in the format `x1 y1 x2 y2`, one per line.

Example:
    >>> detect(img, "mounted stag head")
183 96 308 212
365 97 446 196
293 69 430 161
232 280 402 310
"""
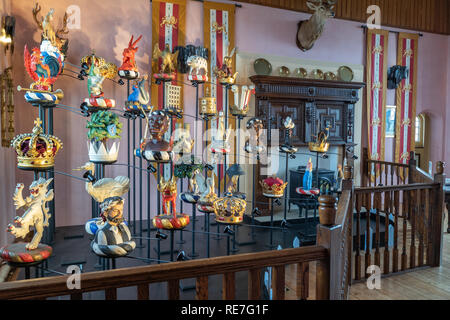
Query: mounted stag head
296 0 336 52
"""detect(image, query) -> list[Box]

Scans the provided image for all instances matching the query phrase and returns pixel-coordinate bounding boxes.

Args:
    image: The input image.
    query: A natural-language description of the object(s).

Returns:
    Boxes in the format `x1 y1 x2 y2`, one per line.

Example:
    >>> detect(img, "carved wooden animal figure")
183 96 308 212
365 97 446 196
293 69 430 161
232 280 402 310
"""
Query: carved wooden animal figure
7 178 54 250
186 55 208 76
296 0 336 52
119 35 142 72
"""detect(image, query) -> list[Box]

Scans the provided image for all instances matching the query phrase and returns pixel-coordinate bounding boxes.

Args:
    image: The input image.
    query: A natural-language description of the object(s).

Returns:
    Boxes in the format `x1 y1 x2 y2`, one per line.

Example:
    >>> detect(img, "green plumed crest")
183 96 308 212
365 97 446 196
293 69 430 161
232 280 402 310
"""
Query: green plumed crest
86 110 123 141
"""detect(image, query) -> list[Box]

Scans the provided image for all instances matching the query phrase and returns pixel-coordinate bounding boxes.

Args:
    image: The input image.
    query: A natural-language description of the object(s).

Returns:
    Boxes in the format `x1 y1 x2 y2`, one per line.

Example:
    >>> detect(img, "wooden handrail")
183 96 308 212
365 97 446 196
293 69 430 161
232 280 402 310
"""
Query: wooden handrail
0 246 328 300
355 182 439 194
366 159 409 168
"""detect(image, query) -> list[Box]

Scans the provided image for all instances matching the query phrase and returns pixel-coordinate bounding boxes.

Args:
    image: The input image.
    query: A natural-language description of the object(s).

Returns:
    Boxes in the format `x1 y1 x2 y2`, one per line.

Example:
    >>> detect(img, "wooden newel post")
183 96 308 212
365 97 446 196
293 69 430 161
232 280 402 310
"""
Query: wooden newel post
408 151 417 183
315 196 337 300
431 161 446 267
318 195 337 226
362 147 369 187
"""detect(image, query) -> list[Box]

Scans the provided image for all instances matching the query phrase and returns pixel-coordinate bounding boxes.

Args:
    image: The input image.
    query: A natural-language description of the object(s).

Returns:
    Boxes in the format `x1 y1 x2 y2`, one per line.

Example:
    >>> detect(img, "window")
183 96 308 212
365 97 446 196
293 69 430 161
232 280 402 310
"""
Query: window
415 113 425 148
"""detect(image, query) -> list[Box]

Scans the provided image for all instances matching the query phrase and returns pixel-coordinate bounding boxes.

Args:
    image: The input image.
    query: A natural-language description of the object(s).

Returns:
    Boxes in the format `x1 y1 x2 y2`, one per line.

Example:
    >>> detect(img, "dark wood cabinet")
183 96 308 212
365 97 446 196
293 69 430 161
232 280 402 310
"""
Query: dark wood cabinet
249 75 365 215
250 76 364 146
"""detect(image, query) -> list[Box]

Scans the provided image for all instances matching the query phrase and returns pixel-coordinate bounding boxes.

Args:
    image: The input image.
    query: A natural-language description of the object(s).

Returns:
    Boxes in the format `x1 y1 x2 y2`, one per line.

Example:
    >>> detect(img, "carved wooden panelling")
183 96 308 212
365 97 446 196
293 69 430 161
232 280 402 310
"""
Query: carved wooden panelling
236 0 450 35
316 102 345 144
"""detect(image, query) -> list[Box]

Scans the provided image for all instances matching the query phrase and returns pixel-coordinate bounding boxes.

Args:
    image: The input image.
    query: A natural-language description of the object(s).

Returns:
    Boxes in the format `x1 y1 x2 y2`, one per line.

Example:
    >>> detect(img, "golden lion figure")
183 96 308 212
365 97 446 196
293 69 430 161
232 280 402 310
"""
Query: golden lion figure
8 178 54 250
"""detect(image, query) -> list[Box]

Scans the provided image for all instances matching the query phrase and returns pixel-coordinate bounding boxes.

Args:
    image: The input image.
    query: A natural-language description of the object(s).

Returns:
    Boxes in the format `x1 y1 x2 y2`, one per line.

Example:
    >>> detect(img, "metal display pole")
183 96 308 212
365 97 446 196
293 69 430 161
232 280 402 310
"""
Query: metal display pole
206 212 210 258
170 229 175 262
234 116 255 247
223 85 229 193
147 169 151 260
138 117 143 248
132 118 136 235
189 204 198 258
47 107 55 244
127 79 131 233
177 178 185 244
283 153 289 223
251 159 257 239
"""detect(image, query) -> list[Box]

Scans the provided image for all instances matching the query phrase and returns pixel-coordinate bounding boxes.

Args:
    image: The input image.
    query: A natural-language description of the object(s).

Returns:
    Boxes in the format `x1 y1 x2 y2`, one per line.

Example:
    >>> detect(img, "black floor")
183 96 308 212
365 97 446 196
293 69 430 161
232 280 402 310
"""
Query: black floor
17 214 320 300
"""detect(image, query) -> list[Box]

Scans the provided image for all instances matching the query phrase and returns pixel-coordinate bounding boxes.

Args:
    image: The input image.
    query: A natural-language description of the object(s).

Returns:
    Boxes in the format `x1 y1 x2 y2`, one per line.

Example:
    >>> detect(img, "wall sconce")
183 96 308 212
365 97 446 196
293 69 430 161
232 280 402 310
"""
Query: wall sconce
0 28 11 44
0 16 15 52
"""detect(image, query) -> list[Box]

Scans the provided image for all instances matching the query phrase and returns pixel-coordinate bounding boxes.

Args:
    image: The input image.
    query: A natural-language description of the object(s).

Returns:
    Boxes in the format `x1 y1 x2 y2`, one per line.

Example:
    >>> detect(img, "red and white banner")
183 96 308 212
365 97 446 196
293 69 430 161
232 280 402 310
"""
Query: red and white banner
395 33 419 168
151 0 185 110
366 29 389 180
204 1 235 181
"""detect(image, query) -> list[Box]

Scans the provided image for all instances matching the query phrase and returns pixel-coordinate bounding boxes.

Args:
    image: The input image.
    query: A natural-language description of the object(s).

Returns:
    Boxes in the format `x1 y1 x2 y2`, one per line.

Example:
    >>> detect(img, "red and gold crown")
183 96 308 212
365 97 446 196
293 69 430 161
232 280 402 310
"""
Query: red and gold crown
213 188 247 224
10 118 62 170
260 176 288 198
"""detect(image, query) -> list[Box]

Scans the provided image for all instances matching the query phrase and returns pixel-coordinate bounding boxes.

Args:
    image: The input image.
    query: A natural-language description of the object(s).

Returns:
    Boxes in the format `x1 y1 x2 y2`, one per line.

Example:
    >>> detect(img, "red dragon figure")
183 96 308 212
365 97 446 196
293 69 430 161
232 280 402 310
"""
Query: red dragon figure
24 44 63 91
118 35 142 73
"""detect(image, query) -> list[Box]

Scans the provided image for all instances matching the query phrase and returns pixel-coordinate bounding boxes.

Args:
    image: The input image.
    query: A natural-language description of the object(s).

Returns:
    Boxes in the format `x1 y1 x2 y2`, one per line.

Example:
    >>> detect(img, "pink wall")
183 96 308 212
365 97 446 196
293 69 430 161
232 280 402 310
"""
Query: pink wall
0 0 15 248
1 0 449 236
445 36 450 175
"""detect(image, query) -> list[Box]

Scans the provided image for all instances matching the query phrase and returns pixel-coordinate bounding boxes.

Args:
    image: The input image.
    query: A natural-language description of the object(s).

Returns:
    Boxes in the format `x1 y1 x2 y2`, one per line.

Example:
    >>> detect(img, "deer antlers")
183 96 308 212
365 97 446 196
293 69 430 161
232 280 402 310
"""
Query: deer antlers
128 35 143 50
56 12 69 38
32 3 43 30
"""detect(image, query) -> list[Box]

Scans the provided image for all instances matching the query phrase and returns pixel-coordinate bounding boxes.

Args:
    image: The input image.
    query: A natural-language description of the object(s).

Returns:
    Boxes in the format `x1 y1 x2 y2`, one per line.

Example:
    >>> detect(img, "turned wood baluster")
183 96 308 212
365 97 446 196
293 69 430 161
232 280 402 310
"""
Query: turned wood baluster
355 193 362 281
418 189 426 267
384 190 391 274
248 269 261 300
296 263 309 300
374 192 381 267
396 166 400 185
137 284 149 300
105 288 117 300
272 265 286 300
223 273 235 300
389 164 394 186
393 190 400 273
384 164 388 186
404 167 408 185
365 192 373 278
375 164 384 186
168 279 180 300
401 190 409 271
410 190 417 269
425 189 433 266
196 276 209 300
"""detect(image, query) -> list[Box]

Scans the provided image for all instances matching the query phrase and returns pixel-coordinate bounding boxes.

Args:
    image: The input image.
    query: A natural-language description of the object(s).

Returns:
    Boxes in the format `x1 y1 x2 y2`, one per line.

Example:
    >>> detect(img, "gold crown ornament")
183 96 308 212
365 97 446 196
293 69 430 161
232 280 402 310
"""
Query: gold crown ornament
213 187 247 224
259 176 288 198
309 127 330 153
10 118 62 170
